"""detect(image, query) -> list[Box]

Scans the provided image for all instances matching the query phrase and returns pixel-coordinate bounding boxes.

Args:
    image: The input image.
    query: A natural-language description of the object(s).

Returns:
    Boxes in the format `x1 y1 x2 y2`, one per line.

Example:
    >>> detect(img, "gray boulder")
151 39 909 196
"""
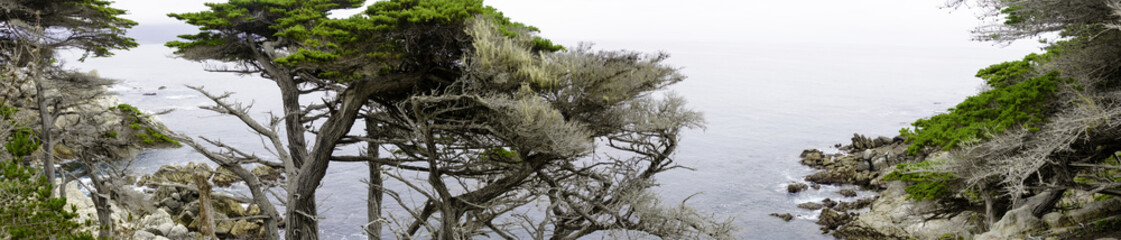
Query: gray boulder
975 205 1044 240
168 224 189 239
797 202 824 210
133 230 157 240
1042 212 1068 228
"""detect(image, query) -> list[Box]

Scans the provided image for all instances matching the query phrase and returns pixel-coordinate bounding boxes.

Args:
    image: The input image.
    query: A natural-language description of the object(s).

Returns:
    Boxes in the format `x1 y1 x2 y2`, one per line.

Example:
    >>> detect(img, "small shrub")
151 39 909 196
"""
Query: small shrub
5 127 39 160
480 147 519 162
883 161 957 201
111 104 179 146
145 127 179 146
938 233 965 240
0 105 17 120
0 161 94 239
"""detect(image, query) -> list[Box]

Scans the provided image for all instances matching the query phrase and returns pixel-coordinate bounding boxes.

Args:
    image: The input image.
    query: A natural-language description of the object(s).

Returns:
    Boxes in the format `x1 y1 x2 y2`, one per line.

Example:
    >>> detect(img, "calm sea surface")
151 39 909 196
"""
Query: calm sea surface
67 39 1034 239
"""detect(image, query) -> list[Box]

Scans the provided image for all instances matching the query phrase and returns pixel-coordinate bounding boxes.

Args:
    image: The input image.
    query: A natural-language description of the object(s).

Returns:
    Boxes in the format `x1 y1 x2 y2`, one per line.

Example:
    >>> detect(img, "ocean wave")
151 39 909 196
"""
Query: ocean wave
164 94 197 100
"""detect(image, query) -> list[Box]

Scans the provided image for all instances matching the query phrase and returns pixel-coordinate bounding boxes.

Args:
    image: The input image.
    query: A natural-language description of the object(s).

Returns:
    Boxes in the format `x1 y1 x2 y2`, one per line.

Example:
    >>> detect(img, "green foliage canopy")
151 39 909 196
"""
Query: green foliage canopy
0 0 137 61
902 52 1067 154
166 0 364 63
167 0 561 84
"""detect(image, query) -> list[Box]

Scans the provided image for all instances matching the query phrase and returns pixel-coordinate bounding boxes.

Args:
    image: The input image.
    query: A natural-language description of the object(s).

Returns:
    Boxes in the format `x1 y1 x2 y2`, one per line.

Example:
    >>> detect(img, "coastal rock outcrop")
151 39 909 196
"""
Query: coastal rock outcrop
138 163 274 239
797 202 824 210
798 136 911 188
61 181 197 240
797 134 1121 240
770 213 794 222
832 181 982 240
15 78 182 164
795 133 984 239
816 208 856 233
973 197 1121 239
787 183 809 193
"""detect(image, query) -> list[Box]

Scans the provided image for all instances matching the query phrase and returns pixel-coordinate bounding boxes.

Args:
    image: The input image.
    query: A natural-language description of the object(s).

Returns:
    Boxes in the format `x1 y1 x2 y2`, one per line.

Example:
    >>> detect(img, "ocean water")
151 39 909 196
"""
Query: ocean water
35 0 1061 238
63 39 1035 239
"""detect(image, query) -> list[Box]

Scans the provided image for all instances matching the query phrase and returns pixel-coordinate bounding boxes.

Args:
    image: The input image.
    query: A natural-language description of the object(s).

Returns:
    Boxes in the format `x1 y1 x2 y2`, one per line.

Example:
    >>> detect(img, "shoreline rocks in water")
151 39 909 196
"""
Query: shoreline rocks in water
791 133 1121 239
797 202 825 210
788 133 980 239
770 213 794 222
787 183 809 193
816 208 856 233
798 135 913 188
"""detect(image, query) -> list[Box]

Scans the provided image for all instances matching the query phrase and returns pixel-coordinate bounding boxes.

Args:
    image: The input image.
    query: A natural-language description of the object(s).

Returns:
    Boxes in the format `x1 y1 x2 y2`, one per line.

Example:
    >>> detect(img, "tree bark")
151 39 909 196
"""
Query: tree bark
1031 189 1066 218
33 71 56 195
285 79 378 239
420 123 456 240
196 174 218 240
980 187 996 229
249 40 308 171
284 72 429 239
276 76 309 169
366 118 383 240
86 163 113 239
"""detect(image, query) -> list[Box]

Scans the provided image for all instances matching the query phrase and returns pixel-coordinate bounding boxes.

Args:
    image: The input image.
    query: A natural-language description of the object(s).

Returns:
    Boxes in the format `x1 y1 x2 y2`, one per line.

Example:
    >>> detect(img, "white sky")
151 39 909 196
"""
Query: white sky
111 0 1040 50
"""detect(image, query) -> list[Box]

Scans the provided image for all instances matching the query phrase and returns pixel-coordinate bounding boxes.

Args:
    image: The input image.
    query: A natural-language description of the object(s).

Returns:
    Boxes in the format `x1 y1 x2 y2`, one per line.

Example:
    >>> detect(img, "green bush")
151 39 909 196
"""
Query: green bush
884 161 957 201
0 105 17 120
5 126 40 161
480 147 520 163
901 51 1067 155
0 161 94 239
975 51 1052 88
111 104 180 146
0 105 92 239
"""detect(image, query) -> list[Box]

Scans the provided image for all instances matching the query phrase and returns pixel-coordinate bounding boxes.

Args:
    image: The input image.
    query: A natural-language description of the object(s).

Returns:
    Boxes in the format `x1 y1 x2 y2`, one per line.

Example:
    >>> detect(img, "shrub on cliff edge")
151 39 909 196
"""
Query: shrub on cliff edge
901 52 1067 155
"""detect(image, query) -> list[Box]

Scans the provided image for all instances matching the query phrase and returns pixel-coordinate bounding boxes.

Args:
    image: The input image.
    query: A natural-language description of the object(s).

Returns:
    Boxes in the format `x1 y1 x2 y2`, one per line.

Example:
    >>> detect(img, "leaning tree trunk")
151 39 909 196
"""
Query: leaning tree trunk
33 70 56 195
86 162 114 239
1031 189 1067 218
982 188 996 228
366 117 384 240
275 75 308 168
285 81 373 239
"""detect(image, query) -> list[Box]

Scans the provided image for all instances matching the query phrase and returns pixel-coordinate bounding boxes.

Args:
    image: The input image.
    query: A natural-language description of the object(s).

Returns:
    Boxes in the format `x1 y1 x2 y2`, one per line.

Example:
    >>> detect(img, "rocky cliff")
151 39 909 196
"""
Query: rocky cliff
783 134 1121 240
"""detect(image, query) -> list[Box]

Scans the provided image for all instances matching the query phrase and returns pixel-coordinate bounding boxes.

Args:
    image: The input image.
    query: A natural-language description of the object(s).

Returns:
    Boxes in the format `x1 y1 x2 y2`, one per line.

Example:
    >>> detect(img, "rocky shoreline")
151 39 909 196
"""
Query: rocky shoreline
779 134 1121 240
59 162 282 239
15 80 265 239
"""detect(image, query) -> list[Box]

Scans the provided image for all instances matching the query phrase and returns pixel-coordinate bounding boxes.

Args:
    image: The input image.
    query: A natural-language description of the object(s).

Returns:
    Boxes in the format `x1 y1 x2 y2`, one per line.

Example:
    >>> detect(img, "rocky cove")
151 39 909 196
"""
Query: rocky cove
6 77 267 239
781 134 1121 240
60 162 279 239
